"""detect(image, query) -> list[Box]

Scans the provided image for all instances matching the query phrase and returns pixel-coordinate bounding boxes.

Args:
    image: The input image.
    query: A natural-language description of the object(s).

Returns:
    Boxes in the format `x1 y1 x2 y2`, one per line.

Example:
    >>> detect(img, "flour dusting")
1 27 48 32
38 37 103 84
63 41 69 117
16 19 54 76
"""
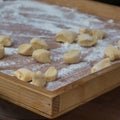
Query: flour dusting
5 48 18 55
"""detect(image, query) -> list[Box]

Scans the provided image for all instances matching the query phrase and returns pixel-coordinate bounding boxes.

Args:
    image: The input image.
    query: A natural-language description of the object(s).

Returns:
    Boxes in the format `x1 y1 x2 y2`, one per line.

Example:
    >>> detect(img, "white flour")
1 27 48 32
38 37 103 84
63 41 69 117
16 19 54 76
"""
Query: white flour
5 48 18 55
58 62 88 78
0 61 16 67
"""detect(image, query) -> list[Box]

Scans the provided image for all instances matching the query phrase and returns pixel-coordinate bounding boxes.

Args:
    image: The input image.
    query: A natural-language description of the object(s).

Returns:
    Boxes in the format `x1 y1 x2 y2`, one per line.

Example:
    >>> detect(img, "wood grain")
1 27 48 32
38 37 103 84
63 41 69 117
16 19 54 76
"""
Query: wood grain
55 87 120 120
1 87 120 120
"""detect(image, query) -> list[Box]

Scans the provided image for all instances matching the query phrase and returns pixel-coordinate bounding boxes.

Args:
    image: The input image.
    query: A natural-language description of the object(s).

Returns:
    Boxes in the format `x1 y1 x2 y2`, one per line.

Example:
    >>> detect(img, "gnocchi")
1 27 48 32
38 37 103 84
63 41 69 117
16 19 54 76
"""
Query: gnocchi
0 35 12 46
31 71 46 87
18 43 34 56
104 45 120 61
14 68 33 82
56 30 77 43
30 38 48 50
92 29 105 40
63 50 81 64
0 44 4 59
79 28 105 40
32 49 51 63
118 40 120 48
77 34 97 47
91 58 111 73
45 67 58 82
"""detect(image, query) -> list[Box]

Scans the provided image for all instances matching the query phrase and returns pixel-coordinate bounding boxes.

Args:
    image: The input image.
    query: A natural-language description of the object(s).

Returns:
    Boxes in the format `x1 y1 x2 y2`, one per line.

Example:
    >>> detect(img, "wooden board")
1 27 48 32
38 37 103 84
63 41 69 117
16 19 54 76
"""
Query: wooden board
0 0 120 119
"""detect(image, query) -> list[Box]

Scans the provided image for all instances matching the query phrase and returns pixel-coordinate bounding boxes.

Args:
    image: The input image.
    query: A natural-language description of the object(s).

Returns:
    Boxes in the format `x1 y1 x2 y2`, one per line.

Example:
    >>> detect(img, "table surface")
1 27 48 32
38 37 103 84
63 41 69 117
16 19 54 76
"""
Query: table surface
0 87 120 120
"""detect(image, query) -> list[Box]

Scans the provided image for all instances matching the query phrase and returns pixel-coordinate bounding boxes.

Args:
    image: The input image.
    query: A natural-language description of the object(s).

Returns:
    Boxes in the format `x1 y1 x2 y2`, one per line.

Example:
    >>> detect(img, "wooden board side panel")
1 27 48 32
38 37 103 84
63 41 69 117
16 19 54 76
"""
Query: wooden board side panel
52 96 60 116
0 76 53 117
39 0 120 21
58 65 120 117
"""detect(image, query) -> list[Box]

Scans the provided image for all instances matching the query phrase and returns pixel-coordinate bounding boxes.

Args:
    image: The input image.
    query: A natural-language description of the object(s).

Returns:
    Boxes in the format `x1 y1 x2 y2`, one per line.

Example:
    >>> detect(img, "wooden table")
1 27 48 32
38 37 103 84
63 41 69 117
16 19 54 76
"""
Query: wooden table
0 86 120 120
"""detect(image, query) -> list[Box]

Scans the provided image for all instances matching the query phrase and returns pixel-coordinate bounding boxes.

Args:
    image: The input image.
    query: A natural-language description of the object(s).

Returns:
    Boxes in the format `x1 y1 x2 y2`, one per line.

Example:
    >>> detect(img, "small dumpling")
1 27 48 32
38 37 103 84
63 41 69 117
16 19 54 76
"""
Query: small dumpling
79 28 105 40
30 38 48 50
118 40 120 48
14 68 33 82
63 50 81 64
104 45 120 61
77 34 97 47
31 71 46 87
91 29 105 40
0 44 4 59
45 67 58 82
0 35 12 46
56 30 77 43
32 49 51 63
91 58 111 73
18 43 34 56
79 28 92 35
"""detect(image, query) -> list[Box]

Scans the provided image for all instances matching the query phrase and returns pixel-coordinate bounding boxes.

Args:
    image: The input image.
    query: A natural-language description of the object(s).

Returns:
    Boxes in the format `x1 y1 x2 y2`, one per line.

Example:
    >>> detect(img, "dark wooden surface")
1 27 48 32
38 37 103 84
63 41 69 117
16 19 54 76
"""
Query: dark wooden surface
0 87 120 120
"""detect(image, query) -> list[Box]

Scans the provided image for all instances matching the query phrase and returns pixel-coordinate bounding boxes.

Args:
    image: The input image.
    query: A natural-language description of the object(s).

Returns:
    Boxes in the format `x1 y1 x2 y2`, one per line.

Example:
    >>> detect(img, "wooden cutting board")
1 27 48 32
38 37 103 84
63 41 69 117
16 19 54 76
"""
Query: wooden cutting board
0 0 120 119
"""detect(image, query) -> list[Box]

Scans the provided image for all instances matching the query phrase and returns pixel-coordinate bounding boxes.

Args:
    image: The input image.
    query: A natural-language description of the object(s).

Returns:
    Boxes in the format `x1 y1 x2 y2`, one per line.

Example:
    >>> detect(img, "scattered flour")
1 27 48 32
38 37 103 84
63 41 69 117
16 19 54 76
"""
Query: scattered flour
51 54 63 62
5 48 18 55
84 40 107 62
0 61 16 67
58 62 88 78
107 19 114 24
1 70 14 76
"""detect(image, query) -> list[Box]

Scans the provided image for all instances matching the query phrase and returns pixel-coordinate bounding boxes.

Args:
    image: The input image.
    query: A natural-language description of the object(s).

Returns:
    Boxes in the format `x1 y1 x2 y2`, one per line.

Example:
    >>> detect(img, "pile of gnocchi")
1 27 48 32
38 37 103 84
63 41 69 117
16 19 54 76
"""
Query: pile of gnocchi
0 28 120 88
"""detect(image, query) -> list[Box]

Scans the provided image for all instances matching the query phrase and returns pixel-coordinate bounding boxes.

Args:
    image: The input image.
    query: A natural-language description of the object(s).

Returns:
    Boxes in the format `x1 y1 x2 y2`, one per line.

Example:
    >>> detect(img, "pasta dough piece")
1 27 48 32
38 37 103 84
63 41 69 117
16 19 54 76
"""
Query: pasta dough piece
45 67 58 82
79 28 105 40
32 49 51 63
63 50 81 64
91 58 111 73
104 45 120 61
30 38 48 50
79 28 92 35
18 43 34 56
0 35 12 46
77 34 97 47
0 44 4 59
118 40 120 48
14 68 33 82
91 29 105 40
56 30 77 43
31 71 46 87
